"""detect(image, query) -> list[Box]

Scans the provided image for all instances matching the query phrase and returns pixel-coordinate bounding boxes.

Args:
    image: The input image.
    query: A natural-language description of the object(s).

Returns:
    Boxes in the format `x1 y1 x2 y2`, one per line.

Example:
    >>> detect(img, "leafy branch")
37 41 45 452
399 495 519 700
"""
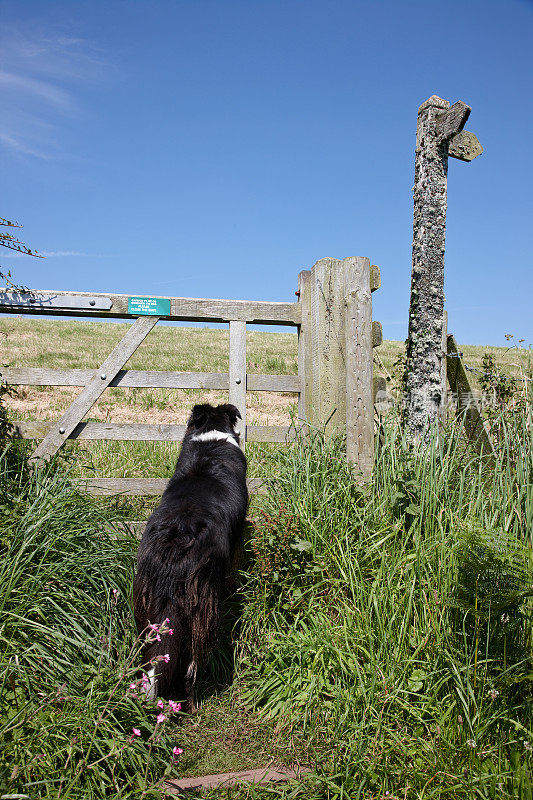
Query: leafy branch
1 216 44 293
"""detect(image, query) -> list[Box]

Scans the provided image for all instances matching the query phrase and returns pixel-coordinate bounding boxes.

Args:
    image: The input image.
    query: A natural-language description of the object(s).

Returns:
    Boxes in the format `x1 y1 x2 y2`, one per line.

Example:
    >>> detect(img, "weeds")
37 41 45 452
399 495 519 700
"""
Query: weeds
236 415 533 798
0 454 184 799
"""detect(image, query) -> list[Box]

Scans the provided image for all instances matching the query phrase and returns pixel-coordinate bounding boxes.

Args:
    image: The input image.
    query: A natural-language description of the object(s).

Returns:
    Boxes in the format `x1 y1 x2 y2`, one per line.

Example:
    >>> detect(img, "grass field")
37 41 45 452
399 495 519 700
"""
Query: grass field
1 315 531 484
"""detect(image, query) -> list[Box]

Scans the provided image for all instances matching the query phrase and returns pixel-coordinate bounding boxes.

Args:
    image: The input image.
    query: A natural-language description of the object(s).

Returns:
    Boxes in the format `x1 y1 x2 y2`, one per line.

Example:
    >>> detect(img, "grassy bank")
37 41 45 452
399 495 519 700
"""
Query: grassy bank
232 413 533 798
2 406 532 797
0 451 185 798
1 316 533 797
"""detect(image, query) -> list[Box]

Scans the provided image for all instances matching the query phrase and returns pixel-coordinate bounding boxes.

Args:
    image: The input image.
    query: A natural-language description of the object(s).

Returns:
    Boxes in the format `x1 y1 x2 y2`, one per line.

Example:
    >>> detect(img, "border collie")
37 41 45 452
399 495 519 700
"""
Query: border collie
133 403 248 708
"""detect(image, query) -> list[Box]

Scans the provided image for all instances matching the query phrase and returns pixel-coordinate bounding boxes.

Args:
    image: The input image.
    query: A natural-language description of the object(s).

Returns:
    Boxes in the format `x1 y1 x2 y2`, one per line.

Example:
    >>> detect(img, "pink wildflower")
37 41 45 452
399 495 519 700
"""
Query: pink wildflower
172 746 183 759
168 629 174 635
157 699 165 709
132 728 141 737
156 713 166 724
162 653 170 663
112 588 119 598
129 682 137 691
156 634 161 642
169 700 181 713
164 618 170 624
149 623 160 631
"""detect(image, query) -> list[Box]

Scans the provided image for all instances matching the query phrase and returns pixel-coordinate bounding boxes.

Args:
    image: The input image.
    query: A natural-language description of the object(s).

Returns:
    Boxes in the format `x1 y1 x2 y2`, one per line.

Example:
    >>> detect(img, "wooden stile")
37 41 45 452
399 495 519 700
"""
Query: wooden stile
371 320 383 348
163 766 311 794
0 289 300 326
13 421 293 443
1 367 300 393
76 476 264 497
309 257 347 432
370 264 381 292
446 334 494 457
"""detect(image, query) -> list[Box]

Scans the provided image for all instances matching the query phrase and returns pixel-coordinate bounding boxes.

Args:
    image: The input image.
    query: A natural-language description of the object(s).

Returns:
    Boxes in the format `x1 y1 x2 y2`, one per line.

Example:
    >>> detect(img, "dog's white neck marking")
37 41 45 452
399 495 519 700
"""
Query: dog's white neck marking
190 430 240 448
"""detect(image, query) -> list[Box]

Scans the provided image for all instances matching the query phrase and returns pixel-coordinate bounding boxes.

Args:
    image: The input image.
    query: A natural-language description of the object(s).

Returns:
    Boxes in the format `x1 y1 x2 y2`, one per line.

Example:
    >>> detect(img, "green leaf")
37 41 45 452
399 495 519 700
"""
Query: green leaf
405 504 421 516
290 538 313 552
408 668 427 692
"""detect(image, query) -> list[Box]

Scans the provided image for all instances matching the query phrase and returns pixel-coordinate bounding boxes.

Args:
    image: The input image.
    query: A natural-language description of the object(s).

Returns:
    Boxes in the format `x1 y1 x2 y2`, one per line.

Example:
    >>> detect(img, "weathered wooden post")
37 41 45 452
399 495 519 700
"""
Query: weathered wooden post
345 257 373 475
309 257 349 434
229 319 247 449
297 269 312 426
297 256 381 477
405 95 482 441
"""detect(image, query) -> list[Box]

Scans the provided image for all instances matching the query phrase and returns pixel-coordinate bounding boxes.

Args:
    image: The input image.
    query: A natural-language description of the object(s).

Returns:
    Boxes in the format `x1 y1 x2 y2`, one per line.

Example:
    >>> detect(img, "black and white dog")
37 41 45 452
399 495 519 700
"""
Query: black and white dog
133 403 248 708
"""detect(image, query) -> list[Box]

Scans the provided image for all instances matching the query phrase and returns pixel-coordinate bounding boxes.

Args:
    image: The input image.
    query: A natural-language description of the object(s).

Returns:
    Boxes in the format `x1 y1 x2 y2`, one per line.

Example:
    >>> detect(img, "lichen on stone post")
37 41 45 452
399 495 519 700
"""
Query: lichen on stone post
405 95 472 442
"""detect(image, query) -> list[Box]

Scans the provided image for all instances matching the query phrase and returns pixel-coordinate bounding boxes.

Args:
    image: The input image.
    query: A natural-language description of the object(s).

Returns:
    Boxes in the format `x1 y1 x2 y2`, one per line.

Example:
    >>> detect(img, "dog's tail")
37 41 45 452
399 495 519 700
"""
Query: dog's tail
140 610 190 701
140 568 224 704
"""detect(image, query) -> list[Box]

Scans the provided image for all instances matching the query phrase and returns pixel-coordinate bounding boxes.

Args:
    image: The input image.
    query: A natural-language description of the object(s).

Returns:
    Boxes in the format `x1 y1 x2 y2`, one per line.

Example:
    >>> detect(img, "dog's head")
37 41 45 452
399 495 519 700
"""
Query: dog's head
186 403 241 439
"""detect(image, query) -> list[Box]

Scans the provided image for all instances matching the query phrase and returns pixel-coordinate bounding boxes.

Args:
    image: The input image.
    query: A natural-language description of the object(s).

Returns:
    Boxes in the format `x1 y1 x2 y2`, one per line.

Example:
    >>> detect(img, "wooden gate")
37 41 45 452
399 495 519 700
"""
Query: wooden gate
0 256 381 492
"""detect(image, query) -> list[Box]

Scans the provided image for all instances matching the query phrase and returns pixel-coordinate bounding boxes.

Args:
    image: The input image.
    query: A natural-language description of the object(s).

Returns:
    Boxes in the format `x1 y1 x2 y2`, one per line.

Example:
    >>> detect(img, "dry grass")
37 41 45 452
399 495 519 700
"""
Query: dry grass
3 316 530 426
374 334 532 393
2 316 530 482
1 317 298 427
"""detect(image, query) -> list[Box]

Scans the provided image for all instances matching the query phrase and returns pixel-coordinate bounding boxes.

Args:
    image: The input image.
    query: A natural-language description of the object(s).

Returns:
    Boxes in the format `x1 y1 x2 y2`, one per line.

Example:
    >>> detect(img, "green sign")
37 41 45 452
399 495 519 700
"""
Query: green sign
128 296 171 316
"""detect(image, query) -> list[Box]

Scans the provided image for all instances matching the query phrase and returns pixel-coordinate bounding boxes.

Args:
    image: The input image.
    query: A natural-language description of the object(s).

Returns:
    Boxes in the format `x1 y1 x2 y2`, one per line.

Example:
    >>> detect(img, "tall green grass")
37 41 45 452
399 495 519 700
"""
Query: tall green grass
237 415 533 798
1 387 532 798
0 451 183 799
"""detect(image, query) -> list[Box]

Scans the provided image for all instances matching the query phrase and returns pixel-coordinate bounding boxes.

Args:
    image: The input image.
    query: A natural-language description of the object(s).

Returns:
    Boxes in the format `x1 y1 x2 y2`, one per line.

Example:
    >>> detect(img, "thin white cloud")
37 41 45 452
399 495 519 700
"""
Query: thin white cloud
0 71 71 108
0 26 110 160
4 250 105 259
0 132 52 160
42 251 95 257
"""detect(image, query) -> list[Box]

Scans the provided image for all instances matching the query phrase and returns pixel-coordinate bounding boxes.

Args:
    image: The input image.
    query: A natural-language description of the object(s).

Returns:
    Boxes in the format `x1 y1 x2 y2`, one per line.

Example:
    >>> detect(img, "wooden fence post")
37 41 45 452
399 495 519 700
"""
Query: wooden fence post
229 320 247 449
297 270 312 426
309 257 348 434
344 256 373 477
306 256 376 475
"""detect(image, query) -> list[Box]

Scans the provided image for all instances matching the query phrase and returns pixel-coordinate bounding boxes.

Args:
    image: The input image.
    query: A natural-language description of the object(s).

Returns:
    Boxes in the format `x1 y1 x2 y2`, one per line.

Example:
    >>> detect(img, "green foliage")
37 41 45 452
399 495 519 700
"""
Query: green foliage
478 340 533 464
0 215 42 451
0 453 183 799
455 522 533 683
1 340 533 797
249 504 321 609
236 417 533 798
480 353 515 407
0 382 12 451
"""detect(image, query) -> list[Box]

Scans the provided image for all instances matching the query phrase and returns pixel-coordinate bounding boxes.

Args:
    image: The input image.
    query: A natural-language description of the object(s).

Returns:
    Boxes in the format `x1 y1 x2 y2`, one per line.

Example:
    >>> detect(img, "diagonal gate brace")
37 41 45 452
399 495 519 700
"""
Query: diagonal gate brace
29 316 159 464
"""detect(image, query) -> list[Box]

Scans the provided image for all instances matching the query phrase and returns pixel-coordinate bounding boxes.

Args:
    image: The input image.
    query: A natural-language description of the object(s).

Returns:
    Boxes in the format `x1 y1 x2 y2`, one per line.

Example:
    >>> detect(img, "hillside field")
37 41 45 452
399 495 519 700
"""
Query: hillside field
1 315 529 481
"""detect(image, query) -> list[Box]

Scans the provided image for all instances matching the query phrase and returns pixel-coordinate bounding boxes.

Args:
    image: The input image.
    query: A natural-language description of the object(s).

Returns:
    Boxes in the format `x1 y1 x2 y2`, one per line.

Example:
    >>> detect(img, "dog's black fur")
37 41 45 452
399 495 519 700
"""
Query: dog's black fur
133 403 248 707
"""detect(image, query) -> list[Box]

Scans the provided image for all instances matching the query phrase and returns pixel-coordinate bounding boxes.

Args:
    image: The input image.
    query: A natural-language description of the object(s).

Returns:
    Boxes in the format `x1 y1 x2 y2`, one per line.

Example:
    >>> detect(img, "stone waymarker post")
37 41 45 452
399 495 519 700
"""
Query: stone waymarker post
405 95 483 441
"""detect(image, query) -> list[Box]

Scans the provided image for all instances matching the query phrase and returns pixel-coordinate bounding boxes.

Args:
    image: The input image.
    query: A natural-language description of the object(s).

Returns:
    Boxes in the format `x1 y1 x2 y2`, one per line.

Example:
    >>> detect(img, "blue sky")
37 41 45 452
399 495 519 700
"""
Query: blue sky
1 0 532 345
